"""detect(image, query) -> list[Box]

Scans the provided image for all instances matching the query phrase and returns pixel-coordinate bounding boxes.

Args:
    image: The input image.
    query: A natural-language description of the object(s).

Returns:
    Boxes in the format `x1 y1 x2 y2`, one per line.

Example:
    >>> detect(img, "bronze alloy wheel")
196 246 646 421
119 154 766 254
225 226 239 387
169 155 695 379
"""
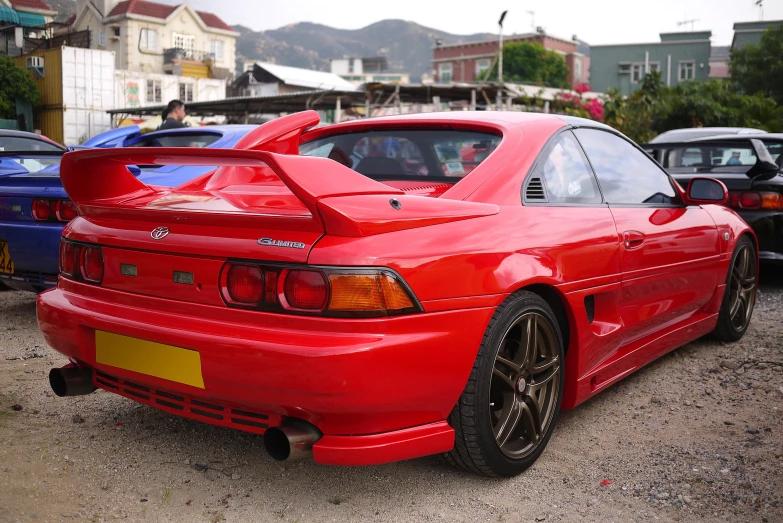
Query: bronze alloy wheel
728 243 757 332
489 312 561 459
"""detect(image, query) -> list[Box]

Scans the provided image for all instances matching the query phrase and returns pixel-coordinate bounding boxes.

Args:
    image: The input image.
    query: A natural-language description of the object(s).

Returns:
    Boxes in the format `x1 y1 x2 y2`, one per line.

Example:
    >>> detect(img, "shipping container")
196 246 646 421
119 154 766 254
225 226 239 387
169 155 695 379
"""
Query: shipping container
14 47 115 145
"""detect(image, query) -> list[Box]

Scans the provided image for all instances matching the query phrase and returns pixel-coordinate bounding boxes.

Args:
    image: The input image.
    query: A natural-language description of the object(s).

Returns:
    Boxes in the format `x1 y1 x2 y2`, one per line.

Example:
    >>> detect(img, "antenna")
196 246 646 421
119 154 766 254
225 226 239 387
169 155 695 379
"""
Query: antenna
756 0 764 21
527 10 535 33
676 18 700 31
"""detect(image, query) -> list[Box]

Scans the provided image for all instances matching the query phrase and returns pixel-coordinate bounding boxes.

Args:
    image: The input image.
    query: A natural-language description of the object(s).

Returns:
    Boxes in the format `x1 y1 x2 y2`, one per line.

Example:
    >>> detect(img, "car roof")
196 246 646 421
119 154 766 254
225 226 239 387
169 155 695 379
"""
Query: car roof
141 124 258 137
649 127 768 144
0 129 64 148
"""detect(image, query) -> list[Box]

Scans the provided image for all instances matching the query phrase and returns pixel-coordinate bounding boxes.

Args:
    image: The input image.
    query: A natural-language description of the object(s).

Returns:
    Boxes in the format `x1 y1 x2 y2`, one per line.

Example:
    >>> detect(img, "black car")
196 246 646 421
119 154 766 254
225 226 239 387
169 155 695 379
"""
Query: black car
644 134 783 263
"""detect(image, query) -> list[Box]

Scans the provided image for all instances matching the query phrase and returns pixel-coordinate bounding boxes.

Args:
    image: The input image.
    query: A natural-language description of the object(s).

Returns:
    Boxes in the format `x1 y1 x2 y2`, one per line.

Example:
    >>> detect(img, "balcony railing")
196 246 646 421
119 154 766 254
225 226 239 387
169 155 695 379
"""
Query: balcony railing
164 48 215 64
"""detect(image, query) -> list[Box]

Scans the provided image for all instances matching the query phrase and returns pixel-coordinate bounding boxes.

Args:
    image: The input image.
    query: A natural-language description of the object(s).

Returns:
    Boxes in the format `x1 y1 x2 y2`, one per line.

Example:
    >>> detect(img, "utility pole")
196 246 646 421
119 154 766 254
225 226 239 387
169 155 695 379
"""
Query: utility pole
527 10 535 33
756 0 764 22
497 10 507 111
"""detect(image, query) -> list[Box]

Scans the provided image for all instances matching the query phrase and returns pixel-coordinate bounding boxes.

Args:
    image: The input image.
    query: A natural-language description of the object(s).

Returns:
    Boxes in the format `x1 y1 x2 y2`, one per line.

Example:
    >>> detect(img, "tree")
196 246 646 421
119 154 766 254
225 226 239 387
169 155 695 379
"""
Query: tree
496 41 569 88
653 78 783 133
0 55 40 120
729 24 783 105
602 71 663 143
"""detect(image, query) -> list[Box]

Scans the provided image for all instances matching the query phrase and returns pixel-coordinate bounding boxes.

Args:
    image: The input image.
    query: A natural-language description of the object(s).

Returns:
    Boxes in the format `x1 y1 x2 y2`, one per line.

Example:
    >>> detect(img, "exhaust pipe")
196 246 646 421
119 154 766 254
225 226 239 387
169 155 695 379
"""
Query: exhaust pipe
263 419 322 461
49 366 96 397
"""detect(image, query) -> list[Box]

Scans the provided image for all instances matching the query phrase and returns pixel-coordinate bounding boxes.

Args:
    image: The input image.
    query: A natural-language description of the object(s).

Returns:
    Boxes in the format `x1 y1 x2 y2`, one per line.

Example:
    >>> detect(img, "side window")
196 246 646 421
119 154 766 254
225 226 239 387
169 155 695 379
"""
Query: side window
534 131 601 204
574 128 677 205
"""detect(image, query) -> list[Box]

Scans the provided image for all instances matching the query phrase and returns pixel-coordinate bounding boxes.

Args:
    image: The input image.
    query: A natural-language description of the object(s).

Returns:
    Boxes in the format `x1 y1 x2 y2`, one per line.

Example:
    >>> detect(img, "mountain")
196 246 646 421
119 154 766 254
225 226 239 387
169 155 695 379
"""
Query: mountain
47 0 76 23
235 20 494 82
43 0 492 82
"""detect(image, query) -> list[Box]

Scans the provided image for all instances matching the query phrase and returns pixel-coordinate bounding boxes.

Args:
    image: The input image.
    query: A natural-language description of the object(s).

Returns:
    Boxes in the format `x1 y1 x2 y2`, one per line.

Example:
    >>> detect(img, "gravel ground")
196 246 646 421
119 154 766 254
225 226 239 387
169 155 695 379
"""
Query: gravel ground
0 269 781 523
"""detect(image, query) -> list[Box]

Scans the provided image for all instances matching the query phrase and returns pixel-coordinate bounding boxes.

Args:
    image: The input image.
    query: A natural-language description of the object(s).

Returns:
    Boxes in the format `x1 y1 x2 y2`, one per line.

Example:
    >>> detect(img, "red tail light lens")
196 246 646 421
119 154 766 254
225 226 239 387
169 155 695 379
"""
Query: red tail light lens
59 240 78 277
739 192 762 209
33 199 53 221
80 246 103 283
226 265 264 304
284 270 327 310
56 200 79 221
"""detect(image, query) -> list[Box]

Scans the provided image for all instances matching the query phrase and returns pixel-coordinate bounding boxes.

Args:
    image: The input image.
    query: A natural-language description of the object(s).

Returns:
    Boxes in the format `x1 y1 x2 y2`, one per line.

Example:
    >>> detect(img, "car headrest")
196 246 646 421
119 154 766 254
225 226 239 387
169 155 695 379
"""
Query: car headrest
355 156 405 176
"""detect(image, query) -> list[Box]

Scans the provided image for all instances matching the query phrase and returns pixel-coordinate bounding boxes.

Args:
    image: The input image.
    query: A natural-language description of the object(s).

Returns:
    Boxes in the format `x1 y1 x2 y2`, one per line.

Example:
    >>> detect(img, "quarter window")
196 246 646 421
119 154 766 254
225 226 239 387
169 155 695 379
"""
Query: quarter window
574 128 677 205
535 131 601 204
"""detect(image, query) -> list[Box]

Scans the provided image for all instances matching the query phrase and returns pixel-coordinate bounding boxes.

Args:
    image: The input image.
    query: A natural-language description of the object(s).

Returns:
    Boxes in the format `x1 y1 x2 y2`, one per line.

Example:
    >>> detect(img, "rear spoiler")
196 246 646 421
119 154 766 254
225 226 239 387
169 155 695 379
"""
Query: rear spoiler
61 111 499 237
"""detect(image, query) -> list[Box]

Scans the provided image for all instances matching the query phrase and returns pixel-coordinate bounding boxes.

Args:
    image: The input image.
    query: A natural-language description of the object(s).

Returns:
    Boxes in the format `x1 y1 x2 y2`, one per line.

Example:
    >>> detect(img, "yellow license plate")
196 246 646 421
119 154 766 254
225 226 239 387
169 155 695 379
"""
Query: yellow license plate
95 331 204 389
0 240 13 275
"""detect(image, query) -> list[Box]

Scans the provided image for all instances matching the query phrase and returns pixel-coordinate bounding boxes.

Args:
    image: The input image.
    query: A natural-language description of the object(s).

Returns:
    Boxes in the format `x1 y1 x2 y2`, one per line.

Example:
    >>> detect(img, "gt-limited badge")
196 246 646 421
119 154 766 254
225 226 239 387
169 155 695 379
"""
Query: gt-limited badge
257 238 306 249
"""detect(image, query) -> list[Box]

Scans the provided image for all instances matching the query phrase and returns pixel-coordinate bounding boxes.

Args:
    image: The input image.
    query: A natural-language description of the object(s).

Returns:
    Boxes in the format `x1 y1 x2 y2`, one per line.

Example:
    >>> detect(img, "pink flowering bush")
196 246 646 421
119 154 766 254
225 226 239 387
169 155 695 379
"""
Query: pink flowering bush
554 84 604 121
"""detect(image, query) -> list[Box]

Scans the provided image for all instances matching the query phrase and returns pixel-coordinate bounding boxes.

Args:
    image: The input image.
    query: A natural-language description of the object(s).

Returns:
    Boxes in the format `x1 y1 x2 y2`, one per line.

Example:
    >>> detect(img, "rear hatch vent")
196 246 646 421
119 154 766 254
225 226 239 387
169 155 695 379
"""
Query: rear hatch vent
525 176 547 202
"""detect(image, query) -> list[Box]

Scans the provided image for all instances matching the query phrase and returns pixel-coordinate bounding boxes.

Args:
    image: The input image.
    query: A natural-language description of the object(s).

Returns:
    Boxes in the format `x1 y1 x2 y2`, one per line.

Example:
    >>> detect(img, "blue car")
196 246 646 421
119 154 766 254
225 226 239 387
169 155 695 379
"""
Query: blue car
0 125 257 292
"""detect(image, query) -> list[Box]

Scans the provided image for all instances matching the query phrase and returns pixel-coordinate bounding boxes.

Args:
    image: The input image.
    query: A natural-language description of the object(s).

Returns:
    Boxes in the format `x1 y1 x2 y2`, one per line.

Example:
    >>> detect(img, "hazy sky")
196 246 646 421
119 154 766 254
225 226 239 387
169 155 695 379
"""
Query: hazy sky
164 0 783 46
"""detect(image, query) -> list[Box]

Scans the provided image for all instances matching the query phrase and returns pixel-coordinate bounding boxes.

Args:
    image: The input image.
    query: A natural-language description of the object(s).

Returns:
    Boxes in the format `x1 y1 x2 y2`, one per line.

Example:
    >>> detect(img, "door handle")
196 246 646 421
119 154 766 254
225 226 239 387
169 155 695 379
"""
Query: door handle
623 231 645 249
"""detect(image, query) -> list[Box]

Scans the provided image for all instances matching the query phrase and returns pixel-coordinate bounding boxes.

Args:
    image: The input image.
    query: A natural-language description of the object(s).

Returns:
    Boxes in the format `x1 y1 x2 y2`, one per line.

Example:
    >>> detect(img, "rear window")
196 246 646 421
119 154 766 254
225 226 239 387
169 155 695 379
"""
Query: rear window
300 130 501 180
127 132 221 148
0 137 63 152
661 142 783 169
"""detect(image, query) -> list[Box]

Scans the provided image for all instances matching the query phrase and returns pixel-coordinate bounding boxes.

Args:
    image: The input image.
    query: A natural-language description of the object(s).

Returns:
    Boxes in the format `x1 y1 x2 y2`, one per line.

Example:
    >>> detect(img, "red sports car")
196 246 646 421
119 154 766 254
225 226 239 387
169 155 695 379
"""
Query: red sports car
37 111 758 477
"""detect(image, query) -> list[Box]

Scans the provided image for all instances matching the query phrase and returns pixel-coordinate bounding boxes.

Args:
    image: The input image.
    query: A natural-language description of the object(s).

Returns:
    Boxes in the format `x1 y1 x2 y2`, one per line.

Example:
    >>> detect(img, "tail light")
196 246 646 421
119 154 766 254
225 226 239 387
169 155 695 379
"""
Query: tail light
283 270 327 310
33 199 79 222
729 191 783 210
226 265 264 304
59 240 78 277
59 240 102 285
80 246 104 283
220 264 420 317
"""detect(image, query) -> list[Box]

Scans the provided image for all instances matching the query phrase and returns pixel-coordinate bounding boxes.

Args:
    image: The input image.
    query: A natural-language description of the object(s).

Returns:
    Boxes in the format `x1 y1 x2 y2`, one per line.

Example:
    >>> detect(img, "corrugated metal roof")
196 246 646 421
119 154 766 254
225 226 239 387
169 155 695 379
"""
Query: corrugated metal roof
252 62 358 92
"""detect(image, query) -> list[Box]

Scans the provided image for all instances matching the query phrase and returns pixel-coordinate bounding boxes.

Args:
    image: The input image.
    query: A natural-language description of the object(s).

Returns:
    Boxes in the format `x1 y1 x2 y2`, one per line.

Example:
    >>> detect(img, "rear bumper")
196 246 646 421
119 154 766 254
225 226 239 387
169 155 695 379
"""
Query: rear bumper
37 281 495 464
738 210 783 260
0 220 62 290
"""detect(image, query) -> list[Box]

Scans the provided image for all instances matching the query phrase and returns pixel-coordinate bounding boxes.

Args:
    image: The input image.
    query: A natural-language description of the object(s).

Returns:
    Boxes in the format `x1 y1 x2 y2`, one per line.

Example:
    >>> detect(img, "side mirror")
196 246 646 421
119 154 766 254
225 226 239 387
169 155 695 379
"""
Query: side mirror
686 177 728 206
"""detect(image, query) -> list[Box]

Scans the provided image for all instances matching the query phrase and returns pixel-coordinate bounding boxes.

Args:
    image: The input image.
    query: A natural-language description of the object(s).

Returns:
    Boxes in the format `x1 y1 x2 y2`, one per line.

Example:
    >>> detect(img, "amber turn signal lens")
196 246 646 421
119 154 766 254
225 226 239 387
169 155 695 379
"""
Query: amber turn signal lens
328 272 414 313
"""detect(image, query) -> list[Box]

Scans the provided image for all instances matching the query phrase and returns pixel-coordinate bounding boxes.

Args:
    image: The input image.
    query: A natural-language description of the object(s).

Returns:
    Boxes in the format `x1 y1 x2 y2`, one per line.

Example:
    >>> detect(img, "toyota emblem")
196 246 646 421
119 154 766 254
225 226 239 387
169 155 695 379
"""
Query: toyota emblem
150 226 170 240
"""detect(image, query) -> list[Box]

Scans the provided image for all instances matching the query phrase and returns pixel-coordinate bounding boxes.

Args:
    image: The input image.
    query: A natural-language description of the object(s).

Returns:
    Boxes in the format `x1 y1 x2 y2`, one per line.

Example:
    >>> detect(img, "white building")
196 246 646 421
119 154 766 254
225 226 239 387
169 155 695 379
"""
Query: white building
67 0 238 78
115 69 226 109
330 56 410 86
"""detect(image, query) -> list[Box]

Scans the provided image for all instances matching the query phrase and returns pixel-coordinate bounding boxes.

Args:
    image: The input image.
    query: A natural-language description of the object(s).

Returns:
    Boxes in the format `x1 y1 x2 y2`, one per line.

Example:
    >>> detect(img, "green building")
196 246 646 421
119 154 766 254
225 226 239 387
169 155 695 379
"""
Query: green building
590 32 711 95
732 20 782 48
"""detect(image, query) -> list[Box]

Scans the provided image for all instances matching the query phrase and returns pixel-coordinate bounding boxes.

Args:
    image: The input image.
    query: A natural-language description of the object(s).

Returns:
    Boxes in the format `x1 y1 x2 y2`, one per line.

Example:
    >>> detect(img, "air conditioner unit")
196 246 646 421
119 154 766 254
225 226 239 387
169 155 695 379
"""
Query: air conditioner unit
26 56 45 68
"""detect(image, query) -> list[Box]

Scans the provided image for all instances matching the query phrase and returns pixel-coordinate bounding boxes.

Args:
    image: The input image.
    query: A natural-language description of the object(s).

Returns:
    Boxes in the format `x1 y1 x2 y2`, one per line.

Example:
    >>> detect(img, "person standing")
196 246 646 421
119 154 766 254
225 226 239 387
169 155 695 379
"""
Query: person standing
158 100 188 130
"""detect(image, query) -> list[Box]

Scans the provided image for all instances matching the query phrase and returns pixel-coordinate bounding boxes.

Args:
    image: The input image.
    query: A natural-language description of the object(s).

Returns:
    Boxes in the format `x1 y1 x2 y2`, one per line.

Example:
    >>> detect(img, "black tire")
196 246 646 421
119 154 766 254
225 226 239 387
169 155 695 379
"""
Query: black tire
444 290 565 477
713 235 757 342
0 280 11 291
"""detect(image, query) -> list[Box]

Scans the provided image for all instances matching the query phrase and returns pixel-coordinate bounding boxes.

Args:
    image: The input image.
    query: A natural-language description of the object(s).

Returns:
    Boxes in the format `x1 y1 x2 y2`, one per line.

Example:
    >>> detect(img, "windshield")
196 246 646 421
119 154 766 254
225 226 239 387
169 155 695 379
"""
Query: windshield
660 142 783 170
127 132 222 148
300 129 501 181
0 136 63 152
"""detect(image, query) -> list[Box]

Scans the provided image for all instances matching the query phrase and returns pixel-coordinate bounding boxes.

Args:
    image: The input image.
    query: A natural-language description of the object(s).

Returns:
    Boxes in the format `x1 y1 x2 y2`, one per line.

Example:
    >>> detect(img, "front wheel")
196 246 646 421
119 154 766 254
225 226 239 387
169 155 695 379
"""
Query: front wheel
713 236 757 342
444 291 564 477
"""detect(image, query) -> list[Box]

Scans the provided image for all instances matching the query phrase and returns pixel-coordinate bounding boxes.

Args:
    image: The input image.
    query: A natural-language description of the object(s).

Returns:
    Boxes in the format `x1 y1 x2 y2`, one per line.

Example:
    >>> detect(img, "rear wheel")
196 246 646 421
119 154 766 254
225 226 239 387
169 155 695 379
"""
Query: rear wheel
444 291 564 477
713 236 757 342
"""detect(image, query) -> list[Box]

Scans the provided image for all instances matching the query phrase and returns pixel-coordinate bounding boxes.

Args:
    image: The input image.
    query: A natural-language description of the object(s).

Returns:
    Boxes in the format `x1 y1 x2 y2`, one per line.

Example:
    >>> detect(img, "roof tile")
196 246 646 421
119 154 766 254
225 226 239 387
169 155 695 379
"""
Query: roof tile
9 0 53 11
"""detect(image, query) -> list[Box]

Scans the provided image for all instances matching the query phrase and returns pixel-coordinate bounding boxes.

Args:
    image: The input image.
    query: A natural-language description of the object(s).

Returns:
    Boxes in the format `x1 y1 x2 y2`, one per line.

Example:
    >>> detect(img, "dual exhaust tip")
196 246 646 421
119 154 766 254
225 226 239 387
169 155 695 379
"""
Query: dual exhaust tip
48 365 321 461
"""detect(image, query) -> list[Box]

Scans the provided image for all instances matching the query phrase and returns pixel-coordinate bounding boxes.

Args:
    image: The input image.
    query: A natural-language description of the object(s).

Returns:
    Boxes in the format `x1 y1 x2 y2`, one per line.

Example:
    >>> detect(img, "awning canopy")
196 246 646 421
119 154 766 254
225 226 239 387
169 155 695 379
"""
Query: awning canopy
16 11 46 27
0 6 20 25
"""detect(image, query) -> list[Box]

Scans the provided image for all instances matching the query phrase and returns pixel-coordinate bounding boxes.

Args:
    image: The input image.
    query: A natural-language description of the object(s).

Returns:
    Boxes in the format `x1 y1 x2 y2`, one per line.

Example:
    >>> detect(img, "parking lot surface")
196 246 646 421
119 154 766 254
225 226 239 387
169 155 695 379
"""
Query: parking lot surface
0 270 781 522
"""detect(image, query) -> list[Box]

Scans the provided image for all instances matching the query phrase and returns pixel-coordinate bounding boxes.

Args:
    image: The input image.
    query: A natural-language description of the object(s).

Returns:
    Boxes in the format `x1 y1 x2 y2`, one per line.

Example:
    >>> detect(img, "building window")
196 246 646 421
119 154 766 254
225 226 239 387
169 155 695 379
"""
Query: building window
146 80 161 103
574 58 582 80
113 27 120 37
678 61 695 81
631 62 660 83
348 59 354 74
97 29 105 47
179 83 194 103
439 62 452 83
173 32 195 51
475 59 491 80
210 39 224 61
140 28 157 51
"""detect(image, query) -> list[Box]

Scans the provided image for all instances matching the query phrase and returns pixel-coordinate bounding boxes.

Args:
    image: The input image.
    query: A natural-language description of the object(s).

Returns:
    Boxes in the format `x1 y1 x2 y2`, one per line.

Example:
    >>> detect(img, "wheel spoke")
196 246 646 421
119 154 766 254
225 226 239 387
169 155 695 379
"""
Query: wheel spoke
496 355 522 374
520 399 542 443
530 356 558 376
492 365 516 390
494 396 523 447
513 315 537 371
729 291 741 319
529 364 560 394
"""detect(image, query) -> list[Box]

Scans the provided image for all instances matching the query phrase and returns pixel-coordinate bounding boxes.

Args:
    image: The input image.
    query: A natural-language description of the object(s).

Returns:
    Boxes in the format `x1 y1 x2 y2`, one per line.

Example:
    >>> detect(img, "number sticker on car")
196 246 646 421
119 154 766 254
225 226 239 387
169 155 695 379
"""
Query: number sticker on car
0 241 14 274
